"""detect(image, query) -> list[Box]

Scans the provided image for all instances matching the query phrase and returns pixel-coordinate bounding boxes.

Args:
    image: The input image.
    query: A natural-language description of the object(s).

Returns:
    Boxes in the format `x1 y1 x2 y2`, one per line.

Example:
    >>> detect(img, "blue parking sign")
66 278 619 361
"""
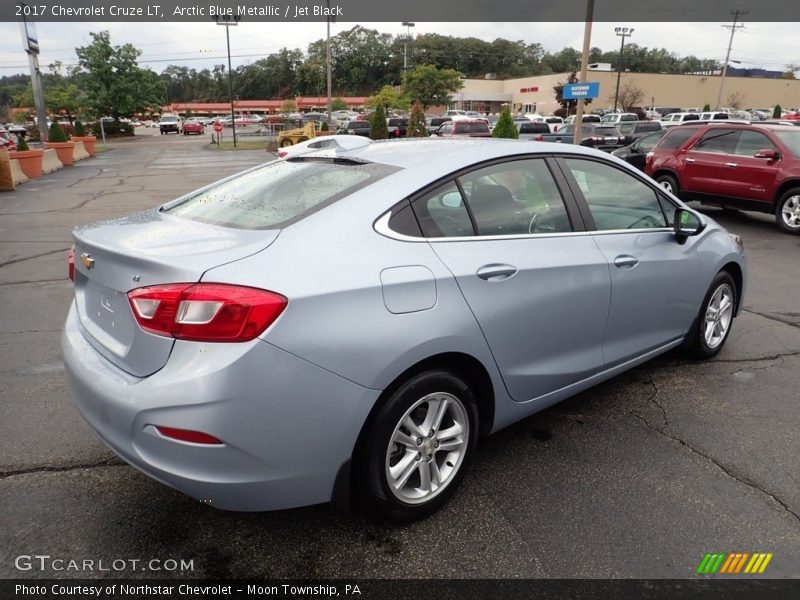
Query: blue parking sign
563 82 600 100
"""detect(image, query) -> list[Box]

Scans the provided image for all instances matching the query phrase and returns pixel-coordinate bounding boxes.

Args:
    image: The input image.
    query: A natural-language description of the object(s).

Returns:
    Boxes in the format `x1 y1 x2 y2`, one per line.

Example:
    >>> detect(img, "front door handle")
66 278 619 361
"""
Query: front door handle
476 264 518 281
685 157 696 163
725 162 738 168
613 255 639 269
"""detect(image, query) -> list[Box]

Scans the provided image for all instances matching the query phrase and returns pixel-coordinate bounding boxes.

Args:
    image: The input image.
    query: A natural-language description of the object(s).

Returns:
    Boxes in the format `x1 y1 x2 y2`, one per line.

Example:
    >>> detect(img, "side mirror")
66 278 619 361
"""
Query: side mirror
754 148 779 160
674 208 705 243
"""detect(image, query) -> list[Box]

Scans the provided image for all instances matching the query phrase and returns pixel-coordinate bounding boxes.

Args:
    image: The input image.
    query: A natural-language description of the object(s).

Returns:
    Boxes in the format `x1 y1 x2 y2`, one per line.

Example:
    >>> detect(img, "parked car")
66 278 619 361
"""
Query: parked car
337 120 372 137
698 111 731 122
441 109 468 118
62 139 747 520
535 123 597 144
616 120 663 146
611 130 667 171
6 123 27 135
565 114 601 124
159 115 182 135
425 117 452 135
182 120 205 135
432 119 492 138
387 118 409 138
528 116 565 133
580 125 626 151
0 127 17 150
646 123 800 233
601 113 639 125
660 112 701 128
516 121 551 140
277 134 372 159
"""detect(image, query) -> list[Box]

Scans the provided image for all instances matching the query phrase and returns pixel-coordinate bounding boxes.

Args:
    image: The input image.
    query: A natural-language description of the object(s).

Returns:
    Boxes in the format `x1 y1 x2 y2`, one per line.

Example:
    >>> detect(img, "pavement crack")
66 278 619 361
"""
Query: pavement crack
655 349 800 370
0 458 127 479
0 248 70 269
0 278 68 286
629 410 800 526
744 309 800 330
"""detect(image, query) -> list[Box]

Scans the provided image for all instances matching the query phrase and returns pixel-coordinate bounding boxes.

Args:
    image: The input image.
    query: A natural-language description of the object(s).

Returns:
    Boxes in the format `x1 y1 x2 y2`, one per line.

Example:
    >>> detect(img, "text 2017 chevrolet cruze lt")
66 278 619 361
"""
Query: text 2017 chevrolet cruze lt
63 139 746 520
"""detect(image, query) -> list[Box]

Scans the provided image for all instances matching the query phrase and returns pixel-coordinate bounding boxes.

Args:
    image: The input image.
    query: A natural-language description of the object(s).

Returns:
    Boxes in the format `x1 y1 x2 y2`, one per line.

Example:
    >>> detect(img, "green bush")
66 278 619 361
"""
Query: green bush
320 121 329 132
492 106 519 139
369 105 389 140
773 104 782 118
87 120 134 137
74 120 86 136
15 135 29 151
407 101 428 137
48 121 69 142
702 103 711 112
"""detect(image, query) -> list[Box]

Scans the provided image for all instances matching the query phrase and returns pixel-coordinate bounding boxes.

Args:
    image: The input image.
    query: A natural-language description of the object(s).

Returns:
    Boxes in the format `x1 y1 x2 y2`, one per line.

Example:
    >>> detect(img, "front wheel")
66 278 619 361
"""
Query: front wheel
656 173 679 196
359 370 478 521
776 187 800 234
683 272 737 359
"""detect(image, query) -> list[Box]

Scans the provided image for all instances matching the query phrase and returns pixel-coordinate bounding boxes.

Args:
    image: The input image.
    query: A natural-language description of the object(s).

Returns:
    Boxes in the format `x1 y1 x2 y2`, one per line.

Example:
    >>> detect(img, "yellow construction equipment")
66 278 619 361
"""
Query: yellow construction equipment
277 122 320 147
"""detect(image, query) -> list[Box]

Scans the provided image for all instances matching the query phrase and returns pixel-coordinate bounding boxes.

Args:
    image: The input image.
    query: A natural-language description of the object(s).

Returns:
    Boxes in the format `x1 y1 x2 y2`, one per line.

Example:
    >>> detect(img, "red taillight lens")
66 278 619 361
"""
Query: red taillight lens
128 283 287 342
156 426 223 445
278 150 288 158
534 135 543 141
67 247 75 281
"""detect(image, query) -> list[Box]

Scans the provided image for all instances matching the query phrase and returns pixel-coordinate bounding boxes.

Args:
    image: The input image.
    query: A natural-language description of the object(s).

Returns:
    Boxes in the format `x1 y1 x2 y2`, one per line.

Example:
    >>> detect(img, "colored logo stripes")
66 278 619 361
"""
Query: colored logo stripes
696 552 773 574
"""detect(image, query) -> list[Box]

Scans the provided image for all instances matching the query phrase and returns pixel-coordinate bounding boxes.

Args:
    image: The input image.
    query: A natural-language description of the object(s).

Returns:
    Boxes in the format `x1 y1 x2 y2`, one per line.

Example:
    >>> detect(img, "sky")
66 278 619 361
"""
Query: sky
0 21 797 77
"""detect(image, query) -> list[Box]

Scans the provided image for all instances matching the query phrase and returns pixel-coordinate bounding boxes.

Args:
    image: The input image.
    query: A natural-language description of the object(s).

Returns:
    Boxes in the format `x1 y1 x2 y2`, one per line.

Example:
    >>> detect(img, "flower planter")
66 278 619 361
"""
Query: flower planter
8 149 44 179
72 135 97 156
45 141 76 166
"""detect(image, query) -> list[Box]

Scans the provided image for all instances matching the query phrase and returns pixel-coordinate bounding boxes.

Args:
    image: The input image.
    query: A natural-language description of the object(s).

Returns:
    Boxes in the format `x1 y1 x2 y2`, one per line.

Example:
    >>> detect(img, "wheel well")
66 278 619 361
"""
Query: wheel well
720 262 743 313
774 180 800 206
652 169 679 184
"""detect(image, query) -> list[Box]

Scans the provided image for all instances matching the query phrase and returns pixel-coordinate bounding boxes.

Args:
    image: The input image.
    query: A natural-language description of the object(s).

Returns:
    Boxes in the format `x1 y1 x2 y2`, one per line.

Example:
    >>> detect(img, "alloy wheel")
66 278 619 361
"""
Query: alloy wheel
781 195 800 229
703 283 734 349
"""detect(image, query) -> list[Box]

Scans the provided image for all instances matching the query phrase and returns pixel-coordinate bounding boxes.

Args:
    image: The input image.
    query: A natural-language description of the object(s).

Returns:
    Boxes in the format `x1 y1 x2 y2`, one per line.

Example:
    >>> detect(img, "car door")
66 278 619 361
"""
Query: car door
411 158 612 402
628 132 662 171
726 129 782 203
557 157 703 367
682 128 739 196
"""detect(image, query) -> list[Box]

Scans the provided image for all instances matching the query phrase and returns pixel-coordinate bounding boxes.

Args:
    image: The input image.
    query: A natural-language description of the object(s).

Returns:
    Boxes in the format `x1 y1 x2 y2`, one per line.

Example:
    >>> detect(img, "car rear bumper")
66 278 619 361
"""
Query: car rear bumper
61 302 380 511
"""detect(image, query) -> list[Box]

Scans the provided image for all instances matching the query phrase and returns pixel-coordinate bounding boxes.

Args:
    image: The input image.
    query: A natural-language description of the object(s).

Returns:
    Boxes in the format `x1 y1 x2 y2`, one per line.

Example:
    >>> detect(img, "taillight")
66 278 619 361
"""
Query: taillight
534 135 543 141
278 150 288 158
156 426 223 445
128 283 287 342
67 247 75 281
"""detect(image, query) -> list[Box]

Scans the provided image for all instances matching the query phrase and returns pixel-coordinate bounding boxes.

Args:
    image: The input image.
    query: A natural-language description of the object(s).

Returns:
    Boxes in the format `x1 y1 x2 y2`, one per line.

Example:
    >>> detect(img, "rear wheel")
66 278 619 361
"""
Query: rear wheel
776 187 800 234
683 272 737 359
359 370 478 521
656 173 679 196
280 139 293 147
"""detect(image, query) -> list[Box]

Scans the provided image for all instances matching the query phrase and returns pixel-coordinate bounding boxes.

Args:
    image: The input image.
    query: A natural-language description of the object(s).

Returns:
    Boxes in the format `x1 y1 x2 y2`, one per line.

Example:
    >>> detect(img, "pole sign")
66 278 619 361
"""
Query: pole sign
563 82 600 100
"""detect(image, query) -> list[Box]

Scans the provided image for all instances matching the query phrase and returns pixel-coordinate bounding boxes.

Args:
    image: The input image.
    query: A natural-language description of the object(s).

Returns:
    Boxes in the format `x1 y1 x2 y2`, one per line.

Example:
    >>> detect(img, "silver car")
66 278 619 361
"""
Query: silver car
62 139 746 520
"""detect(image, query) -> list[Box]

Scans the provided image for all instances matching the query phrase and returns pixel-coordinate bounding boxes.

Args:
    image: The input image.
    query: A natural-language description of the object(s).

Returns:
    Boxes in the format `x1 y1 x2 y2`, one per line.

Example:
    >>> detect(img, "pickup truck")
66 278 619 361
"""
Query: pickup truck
516 121 550 140
534 123 597 143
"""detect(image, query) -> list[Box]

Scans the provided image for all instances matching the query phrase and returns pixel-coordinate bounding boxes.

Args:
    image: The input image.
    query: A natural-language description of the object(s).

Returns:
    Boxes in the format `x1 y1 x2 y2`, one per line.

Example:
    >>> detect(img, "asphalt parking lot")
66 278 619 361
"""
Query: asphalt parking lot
0 133 798 579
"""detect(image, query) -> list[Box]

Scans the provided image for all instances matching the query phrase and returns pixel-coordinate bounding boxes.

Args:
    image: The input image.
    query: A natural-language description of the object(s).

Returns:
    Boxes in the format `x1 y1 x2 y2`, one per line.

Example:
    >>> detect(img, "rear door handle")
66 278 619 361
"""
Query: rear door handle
613 255 639 269
476 264 518 281
685 157 696 163
725 162 738 168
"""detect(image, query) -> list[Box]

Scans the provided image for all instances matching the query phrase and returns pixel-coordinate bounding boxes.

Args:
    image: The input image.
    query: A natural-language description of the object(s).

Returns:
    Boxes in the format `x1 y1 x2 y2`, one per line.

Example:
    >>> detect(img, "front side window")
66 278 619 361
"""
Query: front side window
458 159 572 236
734 131 776 156
164 159 393 229
563 158 667 231
693 129 738 154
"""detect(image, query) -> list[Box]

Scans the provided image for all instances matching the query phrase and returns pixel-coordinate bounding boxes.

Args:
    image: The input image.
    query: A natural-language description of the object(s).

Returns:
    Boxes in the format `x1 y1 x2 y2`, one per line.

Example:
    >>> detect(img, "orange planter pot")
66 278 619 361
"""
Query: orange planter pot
46 141 76 166
72 135 97 155
8 149 44 178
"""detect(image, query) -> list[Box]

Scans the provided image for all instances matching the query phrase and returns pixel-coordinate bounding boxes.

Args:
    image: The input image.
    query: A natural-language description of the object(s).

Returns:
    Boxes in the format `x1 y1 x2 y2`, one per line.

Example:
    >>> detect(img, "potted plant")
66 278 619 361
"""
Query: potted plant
8 135 44 179
45 121 75 166
71 120 97 156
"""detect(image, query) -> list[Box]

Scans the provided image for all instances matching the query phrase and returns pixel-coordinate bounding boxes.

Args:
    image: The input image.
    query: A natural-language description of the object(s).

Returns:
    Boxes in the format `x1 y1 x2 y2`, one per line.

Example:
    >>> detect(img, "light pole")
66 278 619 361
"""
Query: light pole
215 13 240 147
613 26 634 113
402 22 415 70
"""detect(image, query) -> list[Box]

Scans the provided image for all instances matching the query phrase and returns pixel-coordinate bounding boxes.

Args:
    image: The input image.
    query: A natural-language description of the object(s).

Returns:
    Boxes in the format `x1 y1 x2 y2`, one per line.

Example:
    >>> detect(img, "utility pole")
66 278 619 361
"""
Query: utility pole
326 0 334 126
18 2 48 143
715 10 748 110
402 22 415 70
215 13 240 147
613 26 634 113
573 0 594 145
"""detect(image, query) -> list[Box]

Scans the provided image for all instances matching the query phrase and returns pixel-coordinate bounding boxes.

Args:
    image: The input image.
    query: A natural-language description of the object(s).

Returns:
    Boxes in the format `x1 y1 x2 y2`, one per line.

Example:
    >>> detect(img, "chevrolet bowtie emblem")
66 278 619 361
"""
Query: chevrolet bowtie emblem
80 253 95 269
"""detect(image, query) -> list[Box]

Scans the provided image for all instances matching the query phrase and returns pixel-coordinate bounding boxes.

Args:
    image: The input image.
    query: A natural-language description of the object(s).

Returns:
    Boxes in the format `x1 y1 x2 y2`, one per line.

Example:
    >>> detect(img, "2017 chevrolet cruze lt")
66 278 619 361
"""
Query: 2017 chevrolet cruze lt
62 139 746 520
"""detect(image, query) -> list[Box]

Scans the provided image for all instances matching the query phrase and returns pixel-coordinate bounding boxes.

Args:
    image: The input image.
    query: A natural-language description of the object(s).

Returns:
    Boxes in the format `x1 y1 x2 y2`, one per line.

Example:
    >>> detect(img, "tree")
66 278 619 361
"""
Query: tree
407 101 427 137
726 91 745 110
773 104 782 118
48 120 69 142
614 80 645 111
702 103 711 112
369 104 388 140
492 105 518 139
331 97 348 111
280 99 296 113
47 82 84 123
74 31 163 121
402 64 463 109
365 85 408 112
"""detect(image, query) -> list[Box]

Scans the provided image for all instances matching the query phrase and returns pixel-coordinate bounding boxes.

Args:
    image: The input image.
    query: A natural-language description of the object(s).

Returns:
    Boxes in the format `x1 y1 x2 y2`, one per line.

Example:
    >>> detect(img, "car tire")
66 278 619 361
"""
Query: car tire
775 187 800 235
358 370 478 521
682 271 737 360
656 173 680 197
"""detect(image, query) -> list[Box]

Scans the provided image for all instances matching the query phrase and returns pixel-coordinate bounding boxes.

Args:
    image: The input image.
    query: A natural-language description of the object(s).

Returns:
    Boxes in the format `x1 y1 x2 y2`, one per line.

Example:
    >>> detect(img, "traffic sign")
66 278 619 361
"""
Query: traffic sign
563 82 600 100
213 122 223 133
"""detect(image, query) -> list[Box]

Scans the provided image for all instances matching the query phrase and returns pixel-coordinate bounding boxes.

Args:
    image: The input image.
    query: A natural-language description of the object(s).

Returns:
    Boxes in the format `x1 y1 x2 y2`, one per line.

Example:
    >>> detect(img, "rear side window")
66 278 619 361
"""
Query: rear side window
411 182 474 238
164 159 395 229
658 127 697 149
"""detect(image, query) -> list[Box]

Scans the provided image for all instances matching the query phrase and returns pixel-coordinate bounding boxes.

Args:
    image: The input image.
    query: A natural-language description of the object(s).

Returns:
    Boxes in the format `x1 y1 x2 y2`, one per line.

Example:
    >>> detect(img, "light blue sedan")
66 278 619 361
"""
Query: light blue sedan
62 139 746 520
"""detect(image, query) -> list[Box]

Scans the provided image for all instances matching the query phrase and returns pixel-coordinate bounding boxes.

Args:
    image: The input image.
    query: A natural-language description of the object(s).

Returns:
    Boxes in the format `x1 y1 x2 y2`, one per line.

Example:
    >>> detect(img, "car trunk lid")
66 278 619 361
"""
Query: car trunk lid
72 209 279 377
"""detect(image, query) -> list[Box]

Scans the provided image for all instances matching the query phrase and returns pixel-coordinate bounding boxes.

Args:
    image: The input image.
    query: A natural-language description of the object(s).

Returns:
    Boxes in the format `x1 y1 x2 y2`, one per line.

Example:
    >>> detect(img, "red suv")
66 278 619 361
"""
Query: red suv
646 123 800 234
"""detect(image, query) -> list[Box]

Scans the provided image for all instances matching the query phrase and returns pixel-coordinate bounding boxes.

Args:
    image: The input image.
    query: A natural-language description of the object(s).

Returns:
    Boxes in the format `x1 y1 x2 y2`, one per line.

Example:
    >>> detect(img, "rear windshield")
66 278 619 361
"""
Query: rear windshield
163 159 397 229
161 117 179 122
